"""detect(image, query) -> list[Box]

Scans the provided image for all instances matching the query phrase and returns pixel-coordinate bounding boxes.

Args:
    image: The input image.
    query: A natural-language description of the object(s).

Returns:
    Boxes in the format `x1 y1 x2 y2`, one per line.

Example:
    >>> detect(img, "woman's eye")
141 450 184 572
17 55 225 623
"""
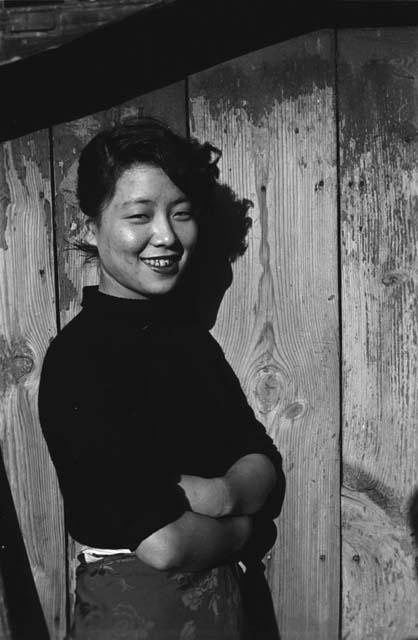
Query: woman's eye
128 213 150 222
173 211 193 220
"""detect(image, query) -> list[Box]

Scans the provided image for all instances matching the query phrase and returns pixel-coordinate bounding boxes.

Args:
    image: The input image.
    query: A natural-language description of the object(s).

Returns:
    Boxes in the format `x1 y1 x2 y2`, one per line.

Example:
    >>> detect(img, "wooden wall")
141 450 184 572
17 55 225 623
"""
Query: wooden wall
0 27 417 640
339 29 418 640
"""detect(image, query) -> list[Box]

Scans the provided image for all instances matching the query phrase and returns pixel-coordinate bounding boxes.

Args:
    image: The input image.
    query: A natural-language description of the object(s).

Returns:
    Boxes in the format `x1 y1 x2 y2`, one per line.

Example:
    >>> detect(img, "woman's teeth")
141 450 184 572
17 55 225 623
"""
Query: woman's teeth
142 257 177 267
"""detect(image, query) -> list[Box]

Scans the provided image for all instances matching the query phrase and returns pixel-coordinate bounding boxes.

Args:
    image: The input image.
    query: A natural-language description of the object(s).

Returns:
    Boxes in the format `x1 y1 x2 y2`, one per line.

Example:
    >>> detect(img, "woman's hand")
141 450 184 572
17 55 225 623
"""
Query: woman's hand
179 475 232 518
239 515 277 566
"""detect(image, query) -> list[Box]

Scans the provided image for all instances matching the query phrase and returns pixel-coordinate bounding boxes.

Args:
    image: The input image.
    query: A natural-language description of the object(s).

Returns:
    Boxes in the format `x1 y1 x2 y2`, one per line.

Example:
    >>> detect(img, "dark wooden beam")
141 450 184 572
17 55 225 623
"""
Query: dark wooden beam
336 0 418 27
0 1 172 66
0 0 417 141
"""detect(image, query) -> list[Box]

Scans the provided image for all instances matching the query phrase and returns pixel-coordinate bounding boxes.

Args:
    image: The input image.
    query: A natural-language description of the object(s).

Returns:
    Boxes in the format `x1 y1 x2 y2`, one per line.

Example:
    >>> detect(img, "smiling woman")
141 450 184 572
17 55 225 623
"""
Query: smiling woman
86 165 198 299
38 117 285 640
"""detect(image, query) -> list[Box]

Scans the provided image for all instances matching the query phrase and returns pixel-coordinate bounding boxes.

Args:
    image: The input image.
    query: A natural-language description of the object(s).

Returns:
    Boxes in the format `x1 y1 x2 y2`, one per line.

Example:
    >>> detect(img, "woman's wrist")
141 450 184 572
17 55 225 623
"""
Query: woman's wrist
179 475 235 518
210 476 235 518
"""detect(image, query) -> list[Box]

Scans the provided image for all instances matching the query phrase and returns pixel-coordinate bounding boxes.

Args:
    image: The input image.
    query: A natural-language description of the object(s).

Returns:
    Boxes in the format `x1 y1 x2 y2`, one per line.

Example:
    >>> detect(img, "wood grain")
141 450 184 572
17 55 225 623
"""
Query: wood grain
339 28 418 640
0 132 66 637
189 30 340 639
51 83 187 625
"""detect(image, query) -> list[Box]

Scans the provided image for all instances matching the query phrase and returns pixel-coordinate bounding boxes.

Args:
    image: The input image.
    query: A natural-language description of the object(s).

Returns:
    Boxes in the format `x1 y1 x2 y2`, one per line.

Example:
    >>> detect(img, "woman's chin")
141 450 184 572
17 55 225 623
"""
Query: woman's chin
99 275 180 300
136 277 181 298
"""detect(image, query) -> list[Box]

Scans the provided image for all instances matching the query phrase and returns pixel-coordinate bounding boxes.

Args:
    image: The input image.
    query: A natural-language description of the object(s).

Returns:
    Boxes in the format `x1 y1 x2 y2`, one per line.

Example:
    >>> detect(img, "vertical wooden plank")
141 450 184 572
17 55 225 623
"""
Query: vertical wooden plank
0 132 66 637
339 28 418 640
51 82 187 622
189 31 340 640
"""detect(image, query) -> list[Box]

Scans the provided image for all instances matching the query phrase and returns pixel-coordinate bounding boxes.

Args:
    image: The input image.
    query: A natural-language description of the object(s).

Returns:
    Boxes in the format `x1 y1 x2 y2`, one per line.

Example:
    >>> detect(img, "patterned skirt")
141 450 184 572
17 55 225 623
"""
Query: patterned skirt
68 553 250 640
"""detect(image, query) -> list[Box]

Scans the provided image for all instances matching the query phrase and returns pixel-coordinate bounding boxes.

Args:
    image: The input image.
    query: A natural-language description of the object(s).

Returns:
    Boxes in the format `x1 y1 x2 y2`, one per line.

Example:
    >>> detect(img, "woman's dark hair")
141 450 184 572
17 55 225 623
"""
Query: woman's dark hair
76 116 252 265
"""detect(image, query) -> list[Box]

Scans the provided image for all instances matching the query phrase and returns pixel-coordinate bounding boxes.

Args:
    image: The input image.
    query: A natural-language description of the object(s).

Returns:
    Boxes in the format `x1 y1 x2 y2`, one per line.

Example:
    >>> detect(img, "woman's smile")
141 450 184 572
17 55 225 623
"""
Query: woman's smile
87 164 198 299
140 253 182 273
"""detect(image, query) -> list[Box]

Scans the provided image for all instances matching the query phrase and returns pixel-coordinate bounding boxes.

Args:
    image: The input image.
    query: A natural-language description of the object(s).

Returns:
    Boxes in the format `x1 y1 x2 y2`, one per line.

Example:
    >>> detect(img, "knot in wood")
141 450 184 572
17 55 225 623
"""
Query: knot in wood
283 401 306 420
381 270 408 287
0 337 34 396
12 355 34 381
254 366 283 414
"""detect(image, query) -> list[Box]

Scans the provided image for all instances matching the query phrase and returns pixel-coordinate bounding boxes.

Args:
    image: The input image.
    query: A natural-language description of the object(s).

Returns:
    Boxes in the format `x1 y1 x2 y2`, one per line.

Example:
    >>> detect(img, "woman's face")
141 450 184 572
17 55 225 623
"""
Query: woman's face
88 164 198 299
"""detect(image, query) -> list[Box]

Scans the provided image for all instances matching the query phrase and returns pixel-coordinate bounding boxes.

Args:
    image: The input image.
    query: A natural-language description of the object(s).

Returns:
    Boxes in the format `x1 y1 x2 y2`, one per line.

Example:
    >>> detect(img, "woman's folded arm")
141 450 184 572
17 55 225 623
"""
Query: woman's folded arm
179 453 277 518
136 511 252 571
223 453 277 515
205 333 286 520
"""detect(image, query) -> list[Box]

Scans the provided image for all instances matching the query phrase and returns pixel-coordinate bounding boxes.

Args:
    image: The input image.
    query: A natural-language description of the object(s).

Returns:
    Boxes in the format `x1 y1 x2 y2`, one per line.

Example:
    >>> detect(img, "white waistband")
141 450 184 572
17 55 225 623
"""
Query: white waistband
79 546 132 563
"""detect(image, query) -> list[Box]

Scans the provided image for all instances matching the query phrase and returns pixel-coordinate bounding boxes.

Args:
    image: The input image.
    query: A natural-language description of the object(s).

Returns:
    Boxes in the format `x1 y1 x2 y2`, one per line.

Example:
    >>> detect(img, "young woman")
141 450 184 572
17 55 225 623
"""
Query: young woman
38 118 285 640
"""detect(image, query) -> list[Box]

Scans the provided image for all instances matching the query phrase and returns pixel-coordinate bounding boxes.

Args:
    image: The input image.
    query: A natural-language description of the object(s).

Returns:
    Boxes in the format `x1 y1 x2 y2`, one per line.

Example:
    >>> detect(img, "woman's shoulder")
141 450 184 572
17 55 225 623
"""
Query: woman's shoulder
46 309 92 356
42 308 107 380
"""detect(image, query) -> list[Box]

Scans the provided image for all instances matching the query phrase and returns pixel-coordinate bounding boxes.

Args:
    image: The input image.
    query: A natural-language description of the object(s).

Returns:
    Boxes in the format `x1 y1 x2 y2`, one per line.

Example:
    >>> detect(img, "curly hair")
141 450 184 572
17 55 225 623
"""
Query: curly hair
75 116 252 266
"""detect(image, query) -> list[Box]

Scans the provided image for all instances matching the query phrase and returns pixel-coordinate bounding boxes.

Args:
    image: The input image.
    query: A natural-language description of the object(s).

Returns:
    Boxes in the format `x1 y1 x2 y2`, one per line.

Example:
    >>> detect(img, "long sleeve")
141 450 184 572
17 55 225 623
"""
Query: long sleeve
38 331 190 551
206 333 286 520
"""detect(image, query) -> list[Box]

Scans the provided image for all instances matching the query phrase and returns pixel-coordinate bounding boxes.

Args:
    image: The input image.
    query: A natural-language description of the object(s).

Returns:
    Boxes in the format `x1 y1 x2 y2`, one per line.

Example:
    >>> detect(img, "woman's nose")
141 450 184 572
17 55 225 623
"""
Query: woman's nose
150 213 177 246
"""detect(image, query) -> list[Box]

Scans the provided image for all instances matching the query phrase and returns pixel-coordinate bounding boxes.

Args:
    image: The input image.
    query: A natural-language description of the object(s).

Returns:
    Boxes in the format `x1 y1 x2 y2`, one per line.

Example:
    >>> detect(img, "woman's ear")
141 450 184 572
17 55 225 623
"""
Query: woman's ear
85 219 98 247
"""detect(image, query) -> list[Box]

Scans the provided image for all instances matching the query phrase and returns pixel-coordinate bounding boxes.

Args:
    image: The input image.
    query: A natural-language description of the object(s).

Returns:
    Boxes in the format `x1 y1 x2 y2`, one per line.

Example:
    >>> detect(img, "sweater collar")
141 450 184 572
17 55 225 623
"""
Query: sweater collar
82 286 152 314
81 285 193 325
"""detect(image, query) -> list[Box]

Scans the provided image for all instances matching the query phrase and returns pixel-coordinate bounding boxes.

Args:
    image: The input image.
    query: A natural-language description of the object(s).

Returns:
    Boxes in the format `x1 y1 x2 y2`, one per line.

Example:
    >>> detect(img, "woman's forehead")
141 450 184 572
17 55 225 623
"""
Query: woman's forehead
114 164 189 205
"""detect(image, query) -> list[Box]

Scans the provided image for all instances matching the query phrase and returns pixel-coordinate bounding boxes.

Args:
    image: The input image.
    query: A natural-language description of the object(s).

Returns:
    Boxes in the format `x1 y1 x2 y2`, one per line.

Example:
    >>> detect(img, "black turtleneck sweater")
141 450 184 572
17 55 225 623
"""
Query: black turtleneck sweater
38 286 284 551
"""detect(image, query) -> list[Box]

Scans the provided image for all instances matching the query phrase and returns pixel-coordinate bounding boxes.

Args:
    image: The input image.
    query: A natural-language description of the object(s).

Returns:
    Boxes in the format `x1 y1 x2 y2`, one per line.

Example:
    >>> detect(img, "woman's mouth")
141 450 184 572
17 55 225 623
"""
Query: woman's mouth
140 255 181 274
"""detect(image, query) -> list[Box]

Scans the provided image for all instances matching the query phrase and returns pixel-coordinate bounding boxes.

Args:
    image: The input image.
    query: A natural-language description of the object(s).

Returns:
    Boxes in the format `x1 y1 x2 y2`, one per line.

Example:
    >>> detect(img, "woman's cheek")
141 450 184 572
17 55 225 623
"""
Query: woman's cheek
117 226 145 252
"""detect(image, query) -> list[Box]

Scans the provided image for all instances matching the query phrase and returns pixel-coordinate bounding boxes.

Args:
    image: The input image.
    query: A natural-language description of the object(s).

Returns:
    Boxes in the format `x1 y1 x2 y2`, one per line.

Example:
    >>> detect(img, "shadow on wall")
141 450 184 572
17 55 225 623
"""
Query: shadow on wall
409 488 418 576
177 182 253 329
405 489 418 640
